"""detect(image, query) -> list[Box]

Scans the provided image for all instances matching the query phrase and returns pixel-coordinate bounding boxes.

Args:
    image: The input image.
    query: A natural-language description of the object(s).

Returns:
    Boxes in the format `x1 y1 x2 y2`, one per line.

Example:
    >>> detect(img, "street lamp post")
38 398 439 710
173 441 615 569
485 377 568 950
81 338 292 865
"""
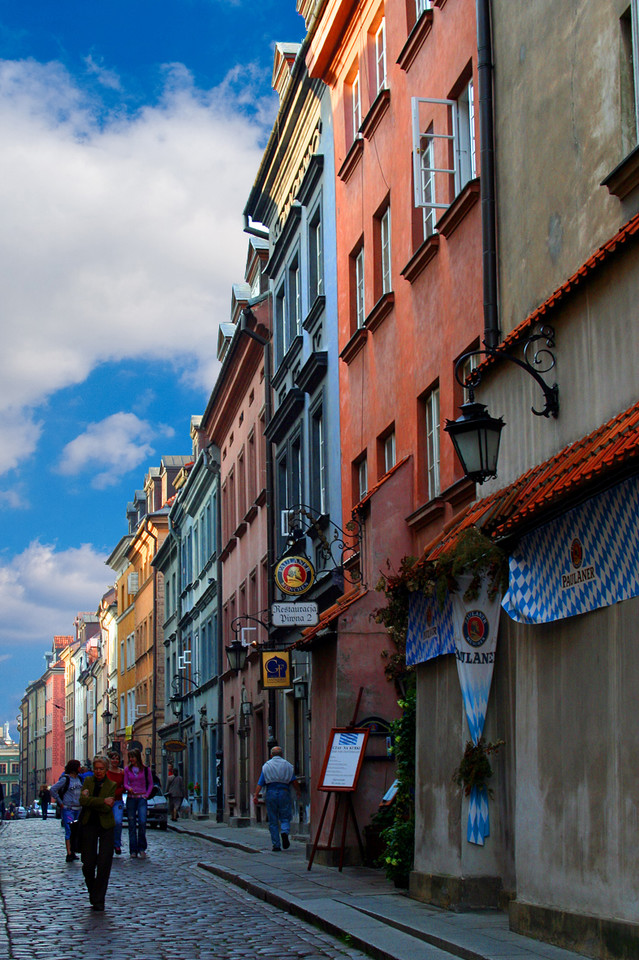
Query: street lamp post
101 708 113 752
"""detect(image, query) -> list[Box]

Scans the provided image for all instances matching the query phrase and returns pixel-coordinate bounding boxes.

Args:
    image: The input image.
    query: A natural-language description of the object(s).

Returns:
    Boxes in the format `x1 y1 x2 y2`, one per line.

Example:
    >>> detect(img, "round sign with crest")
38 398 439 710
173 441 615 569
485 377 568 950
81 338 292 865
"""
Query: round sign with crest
275 555 315 596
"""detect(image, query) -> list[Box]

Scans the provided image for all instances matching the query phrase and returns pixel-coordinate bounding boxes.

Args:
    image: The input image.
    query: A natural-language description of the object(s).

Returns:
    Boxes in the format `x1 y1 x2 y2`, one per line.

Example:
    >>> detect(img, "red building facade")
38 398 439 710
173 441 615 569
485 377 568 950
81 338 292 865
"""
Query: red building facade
303 0 482 848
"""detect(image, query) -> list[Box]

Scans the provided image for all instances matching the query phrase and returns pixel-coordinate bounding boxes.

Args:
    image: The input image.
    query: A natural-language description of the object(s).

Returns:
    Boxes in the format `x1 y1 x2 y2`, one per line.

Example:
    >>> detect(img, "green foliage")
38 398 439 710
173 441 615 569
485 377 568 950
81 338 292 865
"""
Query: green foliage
452 737 505 798
372 682 416 886
374 528 508 683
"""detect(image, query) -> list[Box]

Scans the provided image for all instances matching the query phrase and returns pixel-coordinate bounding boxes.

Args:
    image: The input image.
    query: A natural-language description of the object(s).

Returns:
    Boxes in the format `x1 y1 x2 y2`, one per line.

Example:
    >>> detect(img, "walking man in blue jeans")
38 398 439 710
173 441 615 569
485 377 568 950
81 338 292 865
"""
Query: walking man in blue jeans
253 746 301 851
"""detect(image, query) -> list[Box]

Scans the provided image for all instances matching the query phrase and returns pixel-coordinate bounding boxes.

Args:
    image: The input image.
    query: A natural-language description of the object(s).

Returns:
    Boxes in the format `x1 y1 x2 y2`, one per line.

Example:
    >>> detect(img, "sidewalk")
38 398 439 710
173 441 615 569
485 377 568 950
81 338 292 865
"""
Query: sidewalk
171 818 589 960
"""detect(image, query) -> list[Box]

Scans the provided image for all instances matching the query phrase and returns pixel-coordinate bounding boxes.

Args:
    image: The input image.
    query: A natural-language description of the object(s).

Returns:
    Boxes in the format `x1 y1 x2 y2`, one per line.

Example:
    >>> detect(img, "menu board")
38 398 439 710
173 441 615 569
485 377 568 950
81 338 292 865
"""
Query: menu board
317 728 369 792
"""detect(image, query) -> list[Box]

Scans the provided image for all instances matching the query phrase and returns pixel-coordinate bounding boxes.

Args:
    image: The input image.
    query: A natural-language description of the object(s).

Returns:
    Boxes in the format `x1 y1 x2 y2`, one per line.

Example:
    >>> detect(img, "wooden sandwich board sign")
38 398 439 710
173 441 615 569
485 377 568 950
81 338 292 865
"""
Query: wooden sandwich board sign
308 726 369 872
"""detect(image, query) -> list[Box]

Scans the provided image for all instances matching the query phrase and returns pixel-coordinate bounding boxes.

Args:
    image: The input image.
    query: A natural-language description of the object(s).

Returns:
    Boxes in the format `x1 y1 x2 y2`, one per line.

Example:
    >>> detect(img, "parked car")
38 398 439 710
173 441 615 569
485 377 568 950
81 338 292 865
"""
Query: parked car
15 806 27 819
121 791 168 830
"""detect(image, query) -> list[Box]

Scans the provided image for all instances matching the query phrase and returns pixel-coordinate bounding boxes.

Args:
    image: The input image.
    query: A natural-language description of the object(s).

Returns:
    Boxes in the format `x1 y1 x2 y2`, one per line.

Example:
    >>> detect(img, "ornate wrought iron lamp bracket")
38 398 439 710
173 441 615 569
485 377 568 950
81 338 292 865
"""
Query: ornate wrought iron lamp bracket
455 325 559 419
283 503 365 585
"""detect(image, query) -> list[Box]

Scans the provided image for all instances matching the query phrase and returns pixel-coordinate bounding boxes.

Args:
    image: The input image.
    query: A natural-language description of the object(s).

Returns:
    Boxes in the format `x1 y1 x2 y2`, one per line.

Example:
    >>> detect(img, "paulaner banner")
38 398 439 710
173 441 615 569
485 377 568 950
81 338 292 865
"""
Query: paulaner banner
451 575 502 846
503 475 639 625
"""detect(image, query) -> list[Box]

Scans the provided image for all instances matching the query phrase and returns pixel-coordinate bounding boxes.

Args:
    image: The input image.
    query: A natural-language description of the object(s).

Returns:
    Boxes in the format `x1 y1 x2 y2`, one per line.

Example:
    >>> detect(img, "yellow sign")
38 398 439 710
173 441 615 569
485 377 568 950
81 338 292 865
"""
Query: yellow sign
274 555 315 596
125 725 133 739
261 650 291 688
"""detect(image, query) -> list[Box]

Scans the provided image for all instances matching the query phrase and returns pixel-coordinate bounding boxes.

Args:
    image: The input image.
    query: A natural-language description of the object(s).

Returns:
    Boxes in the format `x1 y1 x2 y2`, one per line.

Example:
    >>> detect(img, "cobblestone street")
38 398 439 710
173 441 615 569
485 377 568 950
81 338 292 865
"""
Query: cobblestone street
0 820 371 960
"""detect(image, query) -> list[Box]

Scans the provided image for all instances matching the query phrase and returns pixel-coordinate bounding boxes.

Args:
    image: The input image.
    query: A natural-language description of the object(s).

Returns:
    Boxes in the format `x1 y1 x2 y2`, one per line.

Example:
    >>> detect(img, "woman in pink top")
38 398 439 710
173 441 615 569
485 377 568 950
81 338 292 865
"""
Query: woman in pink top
124 748 154 858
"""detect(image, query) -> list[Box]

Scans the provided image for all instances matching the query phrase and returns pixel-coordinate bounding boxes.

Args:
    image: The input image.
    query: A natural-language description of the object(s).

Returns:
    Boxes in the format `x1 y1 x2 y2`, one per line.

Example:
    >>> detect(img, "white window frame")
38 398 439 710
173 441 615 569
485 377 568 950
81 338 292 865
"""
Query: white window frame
384 431 396 473
375 19 387 95
380 206 392 294
416 0 432 17
456 78 477 187
421 126 436 238
412 97 458 216
355 247 365 328
425 387 441 500
309 206 323 298
358 458 368 501
352 71 362 141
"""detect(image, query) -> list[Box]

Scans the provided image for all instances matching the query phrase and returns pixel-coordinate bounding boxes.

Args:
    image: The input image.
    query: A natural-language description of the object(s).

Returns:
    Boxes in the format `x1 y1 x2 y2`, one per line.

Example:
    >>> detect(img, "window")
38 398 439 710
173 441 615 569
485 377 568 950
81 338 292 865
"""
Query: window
357 456 368 502
456 78 477 188
0 764 6 775
352 71 362 141
375 18 387 95
420 125 436 238
460 351 479 401
411 80 477 224
311 405 327 514
308 204 324 300
380 206 392 293
291 436 303 510
247 429 257 507
383 430 396 473
275 254 301 365
126 633 135 670
353 245 365 328
425 386 441 499
416 0 432 16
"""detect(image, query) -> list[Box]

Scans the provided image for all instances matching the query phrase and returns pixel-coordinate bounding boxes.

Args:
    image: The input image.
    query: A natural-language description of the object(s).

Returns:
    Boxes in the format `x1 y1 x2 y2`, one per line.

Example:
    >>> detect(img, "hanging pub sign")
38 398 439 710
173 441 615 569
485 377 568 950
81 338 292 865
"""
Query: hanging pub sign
260 649 292 688
451 574 502 847
274 555 315 596
164 739 187 752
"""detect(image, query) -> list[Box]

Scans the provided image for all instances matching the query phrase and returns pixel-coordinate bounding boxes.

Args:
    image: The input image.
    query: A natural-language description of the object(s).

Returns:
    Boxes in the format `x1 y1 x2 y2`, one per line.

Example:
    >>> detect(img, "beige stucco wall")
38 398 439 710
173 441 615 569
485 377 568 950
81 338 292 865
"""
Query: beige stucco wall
493 0 639 336
508 595 639 922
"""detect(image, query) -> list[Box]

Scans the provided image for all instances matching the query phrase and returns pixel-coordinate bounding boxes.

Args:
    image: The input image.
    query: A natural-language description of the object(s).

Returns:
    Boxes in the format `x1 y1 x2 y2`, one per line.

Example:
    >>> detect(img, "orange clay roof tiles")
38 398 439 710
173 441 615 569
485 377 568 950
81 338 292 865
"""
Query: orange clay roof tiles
293 587 366 648
424 398 639 562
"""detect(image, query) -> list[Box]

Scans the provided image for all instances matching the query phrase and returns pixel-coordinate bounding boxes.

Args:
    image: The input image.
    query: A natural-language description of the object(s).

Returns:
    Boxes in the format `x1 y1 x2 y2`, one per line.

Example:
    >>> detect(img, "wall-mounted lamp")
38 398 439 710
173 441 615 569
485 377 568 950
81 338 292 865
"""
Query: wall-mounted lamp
226 639 248 675
293 678 309 701
240 700 253 717
446 325 559 484
169 696 183 720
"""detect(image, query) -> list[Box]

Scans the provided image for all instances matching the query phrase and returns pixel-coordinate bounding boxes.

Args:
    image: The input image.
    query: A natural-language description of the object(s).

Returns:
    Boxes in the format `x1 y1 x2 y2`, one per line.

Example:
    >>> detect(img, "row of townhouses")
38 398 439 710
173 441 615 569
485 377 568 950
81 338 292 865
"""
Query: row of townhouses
17 2 639 956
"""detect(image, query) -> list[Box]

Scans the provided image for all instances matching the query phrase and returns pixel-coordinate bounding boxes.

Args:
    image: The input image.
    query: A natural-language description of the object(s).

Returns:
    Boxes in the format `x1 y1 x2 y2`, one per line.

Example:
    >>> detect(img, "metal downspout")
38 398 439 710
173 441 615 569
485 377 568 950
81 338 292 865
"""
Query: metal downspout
477 0 500 349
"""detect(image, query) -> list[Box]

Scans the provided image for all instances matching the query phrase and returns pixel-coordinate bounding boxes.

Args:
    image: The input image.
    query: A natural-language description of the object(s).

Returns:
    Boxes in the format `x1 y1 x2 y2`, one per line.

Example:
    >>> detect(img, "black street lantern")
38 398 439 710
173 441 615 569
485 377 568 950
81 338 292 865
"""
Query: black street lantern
169 696 183 720
447 326 558 484
225 638 248 675
445 400 505 484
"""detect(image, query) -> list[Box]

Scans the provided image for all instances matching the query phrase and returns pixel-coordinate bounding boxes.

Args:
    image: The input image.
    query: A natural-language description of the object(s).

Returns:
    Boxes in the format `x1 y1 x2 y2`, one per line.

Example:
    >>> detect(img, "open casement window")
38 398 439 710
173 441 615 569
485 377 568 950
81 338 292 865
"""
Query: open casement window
416 0 432 16
352 72 362 141
355 247 365 328
413 96 474 223
375 18 387 95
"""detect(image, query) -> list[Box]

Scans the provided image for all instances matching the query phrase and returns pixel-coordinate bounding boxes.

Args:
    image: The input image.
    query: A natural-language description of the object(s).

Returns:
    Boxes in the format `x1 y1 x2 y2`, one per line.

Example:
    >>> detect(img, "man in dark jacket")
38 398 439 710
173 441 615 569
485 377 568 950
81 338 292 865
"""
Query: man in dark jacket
38 785 51 819
79 755 116 911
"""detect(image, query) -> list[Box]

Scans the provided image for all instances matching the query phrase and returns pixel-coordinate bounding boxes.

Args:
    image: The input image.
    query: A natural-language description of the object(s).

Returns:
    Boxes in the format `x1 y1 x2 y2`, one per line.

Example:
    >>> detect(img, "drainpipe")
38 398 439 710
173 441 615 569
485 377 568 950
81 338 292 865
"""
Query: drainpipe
476 0 500 349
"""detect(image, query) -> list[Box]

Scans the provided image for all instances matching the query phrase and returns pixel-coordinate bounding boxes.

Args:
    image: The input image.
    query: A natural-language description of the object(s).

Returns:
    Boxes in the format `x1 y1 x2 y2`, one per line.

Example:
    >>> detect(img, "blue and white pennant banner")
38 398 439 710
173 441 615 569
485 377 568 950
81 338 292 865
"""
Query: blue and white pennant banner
451 575 501 846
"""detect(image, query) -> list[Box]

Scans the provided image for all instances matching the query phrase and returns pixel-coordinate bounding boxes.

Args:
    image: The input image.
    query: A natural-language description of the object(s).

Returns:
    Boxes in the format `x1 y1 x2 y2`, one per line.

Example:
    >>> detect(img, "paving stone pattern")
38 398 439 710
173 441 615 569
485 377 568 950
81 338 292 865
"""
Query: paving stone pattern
0 820 371 960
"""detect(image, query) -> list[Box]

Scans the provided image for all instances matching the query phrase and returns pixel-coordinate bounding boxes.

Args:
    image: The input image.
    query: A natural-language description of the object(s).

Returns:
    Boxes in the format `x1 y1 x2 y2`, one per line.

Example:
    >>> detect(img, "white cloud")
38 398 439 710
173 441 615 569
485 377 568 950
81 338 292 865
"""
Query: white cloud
0 57 276 474
84 54 122 91
0 541 110 647
57 411 174 488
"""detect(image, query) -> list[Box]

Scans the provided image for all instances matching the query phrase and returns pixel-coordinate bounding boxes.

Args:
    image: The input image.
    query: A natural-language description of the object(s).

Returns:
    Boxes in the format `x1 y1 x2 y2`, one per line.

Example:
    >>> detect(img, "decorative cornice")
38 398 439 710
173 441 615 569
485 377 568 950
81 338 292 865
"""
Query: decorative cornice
337 136 364 183
361 88 391 140
364 292 394 333
397 10 434 72
601 144 639 200
295 351 328 394
400 233 440 283
339 327 368 364
436 178 480 238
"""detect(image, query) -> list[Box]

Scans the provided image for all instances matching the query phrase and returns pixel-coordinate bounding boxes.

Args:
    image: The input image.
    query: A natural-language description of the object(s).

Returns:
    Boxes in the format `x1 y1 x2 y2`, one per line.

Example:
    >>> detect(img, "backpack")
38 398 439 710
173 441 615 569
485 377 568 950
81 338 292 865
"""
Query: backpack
58 775 71 800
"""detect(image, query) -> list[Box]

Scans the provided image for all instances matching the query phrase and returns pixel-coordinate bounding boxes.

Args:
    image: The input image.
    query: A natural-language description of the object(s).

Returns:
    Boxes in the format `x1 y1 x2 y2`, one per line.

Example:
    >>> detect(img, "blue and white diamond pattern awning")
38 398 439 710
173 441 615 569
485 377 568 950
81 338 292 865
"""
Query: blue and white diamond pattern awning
503 475 639 624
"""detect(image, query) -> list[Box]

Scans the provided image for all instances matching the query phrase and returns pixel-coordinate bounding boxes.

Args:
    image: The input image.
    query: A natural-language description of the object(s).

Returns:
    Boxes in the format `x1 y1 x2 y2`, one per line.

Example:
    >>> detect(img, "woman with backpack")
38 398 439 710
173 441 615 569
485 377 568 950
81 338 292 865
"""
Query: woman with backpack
49 759 83 862
123 748 154 858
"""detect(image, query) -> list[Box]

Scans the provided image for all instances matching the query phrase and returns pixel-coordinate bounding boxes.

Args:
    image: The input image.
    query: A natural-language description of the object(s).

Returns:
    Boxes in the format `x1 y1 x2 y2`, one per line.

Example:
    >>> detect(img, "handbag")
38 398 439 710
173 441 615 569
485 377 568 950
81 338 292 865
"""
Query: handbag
69 816 83 854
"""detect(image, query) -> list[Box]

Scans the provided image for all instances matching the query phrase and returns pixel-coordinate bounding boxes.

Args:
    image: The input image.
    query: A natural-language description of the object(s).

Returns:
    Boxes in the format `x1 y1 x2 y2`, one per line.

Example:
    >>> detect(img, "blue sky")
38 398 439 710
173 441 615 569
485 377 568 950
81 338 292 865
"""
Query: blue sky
0 0 305 728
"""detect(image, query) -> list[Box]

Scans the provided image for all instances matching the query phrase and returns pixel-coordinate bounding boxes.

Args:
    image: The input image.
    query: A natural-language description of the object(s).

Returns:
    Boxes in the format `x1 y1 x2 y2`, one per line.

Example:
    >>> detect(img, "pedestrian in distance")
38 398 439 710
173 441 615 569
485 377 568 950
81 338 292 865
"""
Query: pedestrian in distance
124 747 154 859
79 755 116 911
38 784 51 820
253 745 301 852
165 766 185 822
106 751 125 855
50 759 83 862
